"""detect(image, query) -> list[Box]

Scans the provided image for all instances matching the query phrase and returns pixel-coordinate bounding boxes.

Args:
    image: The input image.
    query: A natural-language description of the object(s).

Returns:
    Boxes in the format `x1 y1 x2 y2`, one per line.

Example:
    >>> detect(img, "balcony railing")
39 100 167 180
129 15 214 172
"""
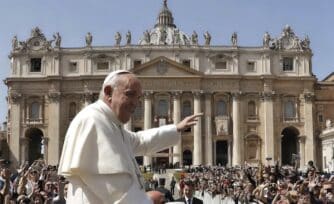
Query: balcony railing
25 118 43 124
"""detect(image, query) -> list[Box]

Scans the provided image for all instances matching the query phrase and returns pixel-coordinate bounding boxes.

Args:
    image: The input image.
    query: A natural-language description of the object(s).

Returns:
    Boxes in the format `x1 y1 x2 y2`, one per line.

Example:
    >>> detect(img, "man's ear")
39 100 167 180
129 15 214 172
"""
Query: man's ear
104 86 113 97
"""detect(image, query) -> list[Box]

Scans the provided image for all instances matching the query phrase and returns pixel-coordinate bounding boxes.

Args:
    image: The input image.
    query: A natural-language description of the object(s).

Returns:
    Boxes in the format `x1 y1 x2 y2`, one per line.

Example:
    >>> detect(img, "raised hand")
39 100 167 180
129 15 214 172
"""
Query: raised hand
176 113 203 132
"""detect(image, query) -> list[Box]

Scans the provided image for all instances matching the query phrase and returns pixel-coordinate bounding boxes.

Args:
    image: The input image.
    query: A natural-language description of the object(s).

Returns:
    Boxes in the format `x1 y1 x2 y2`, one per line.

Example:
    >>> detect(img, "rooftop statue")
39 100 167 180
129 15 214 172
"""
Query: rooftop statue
115 32 122 46
31 27 45 38
263 32 271 48
85 32 93 47
231 32 237 46
12 35 18 50
191 31 198 45
143 30 151 44
53 32 61 48
160 28 167 44
126 31 131 45
204 31 211 46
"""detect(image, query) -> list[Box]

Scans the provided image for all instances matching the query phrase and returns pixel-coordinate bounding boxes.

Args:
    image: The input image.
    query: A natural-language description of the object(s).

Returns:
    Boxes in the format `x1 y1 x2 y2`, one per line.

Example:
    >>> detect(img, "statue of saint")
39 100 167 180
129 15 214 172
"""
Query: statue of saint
174 29 180 44
12 35 18 50
160 28 167 44
231 32 237 46
126 31 131 45
85 32 93 47
143 30 151 44
204 31 211 46
53 32 61 48
263 32 271 48
115 32 122 45
191 31 198 45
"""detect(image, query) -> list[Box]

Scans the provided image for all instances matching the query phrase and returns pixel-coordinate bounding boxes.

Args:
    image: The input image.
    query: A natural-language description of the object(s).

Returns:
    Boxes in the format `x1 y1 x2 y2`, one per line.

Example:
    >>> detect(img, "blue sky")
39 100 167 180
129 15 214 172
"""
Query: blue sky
0 0 333 124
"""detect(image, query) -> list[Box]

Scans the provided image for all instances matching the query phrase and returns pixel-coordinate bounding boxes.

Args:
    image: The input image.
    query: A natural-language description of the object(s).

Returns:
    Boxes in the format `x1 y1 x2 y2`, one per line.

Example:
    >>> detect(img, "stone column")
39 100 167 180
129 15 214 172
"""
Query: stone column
303 92 316 164
193 91 202 165
172 91 182 166
9 92 22 166
42 137 49 164
298 136 306 169
47 92 61 165
143 91 153 166
232 92 242 166
262 92 275 164
228 139 233 167
204 92 213 165
20 137 28 164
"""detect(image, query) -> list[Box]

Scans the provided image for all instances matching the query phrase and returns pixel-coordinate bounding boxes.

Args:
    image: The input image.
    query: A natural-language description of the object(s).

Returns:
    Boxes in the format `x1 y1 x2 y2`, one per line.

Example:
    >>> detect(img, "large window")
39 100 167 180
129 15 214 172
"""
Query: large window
283 57 293 71
182 100 192 118
30 58 41 72
157 99 168 117
284 100 296 120
215 61 227 70
248 101 257 119
97 62 109 70
30 102 40 119
216 100 227 116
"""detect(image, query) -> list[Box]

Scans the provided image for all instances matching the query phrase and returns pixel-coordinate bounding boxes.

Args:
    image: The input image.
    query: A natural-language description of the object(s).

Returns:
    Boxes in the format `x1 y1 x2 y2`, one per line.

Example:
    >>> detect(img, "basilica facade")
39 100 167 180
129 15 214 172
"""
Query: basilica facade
4 1 334 170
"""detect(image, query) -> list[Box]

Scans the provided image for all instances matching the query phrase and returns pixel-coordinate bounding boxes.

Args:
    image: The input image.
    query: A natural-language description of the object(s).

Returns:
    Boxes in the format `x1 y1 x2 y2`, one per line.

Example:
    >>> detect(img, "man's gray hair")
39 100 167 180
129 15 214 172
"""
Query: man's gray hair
99 70 132 99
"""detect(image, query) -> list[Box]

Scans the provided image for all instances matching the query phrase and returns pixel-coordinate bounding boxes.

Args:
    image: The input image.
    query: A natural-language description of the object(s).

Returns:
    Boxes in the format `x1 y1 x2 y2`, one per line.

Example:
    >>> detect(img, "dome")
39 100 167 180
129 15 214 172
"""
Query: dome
154 0 176 28
139 0 191 46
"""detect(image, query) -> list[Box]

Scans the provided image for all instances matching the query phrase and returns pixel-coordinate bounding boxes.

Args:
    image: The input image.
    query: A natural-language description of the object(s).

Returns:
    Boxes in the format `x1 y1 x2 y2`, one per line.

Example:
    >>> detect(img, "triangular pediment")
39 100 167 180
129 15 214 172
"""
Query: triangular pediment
323 72 334 82
130 56 203 77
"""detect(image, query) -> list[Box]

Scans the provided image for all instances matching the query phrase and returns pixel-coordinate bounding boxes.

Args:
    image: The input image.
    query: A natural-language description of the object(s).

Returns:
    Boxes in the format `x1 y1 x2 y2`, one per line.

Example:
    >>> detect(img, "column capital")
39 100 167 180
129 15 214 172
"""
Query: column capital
82 91 95 103
298 135 306 143
303 92 315 102
231 91 243 100
171 91 182 98
10 92 22 104
192 90 204 97
42 137 49 144
143 90 154 99
48 92 61 103
260 91 275 101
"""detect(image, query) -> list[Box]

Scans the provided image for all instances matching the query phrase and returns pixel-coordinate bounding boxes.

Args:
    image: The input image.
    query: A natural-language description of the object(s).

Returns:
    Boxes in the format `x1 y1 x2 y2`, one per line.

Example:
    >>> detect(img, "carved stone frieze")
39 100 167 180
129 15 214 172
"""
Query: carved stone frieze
141 79 200 91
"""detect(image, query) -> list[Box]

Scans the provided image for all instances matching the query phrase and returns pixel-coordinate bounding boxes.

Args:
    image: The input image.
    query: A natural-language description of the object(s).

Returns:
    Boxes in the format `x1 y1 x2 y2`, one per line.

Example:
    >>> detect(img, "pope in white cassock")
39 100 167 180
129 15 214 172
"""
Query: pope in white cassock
58 70 202 204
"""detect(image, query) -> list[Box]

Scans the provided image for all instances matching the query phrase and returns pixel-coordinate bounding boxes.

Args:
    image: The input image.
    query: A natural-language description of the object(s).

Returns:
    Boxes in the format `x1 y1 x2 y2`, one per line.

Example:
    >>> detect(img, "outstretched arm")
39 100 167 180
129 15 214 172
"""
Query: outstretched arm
176 113 203 132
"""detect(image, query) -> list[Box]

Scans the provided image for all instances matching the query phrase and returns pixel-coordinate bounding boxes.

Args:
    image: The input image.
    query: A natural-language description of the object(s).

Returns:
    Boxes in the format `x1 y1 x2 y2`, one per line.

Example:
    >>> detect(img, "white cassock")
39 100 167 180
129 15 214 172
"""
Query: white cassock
58 100 180 204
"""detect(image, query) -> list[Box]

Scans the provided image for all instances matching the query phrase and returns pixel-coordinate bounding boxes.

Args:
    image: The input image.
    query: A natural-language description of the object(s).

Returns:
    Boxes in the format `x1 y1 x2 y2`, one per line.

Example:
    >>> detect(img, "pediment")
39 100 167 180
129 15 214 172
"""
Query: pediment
130 56 203 77
323 72 334 82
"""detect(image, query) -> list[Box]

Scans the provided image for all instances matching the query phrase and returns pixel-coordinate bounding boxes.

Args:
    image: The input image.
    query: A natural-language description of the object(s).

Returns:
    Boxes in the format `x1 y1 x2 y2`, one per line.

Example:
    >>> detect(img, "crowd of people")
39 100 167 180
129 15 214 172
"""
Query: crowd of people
0 159 66 204
2 159 334 203
178 161 334 204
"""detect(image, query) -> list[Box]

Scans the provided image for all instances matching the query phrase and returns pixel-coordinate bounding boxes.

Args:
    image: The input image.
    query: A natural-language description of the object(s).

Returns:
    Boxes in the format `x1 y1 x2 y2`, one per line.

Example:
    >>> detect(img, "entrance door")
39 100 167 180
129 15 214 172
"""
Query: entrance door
281 127 299 165
216 140 228 166
26 128 44 165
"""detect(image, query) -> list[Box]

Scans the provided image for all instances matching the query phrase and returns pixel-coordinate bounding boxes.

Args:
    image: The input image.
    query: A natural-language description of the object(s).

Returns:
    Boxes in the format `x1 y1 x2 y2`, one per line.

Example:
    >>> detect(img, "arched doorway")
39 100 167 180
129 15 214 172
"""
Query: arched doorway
25 128 44 165
183 150 192 166
281 127 299 165
216 140 228 166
